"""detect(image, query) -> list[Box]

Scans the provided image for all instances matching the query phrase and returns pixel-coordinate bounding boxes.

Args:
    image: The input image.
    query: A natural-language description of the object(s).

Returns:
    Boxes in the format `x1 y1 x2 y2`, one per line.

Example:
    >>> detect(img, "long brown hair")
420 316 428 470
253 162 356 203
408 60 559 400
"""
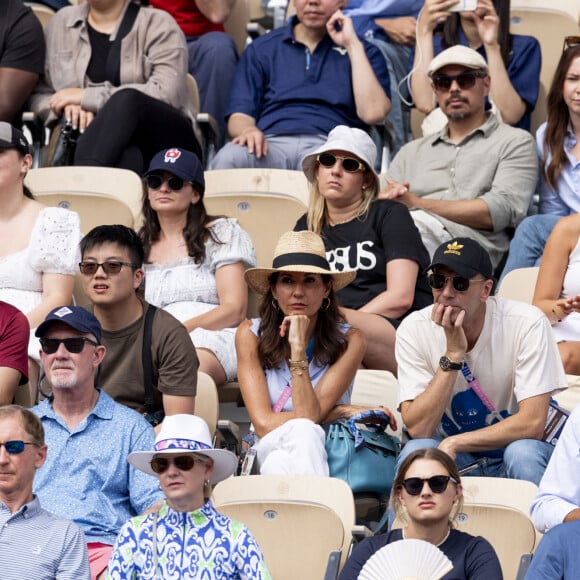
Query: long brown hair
543 45 580 190
139 182 223 263
257 273 347 369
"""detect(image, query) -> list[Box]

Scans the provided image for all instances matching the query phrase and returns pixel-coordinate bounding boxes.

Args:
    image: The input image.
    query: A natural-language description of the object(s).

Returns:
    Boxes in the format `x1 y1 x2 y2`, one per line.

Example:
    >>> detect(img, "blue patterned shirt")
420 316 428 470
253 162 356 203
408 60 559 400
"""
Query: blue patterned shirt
107 500 271 579
32 390 164 545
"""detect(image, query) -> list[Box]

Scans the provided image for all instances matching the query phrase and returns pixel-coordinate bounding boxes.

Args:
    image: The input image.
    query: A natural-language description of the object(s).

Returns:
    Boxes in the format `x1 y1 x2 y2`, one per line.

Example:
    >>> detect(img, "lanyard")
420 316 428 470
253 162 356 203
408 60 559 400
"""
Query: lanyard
461 362 504 423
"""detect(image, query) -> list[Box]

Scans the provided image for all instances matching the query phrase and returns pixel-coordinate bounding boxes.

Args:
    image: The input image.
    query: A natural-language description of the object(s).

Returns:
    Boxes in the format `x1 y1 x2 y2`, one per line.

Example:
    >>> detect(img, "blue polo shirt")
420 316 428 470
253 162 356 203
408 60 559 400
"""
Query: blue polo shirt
32 390 163 546
408 29 541 132
226 16 391 136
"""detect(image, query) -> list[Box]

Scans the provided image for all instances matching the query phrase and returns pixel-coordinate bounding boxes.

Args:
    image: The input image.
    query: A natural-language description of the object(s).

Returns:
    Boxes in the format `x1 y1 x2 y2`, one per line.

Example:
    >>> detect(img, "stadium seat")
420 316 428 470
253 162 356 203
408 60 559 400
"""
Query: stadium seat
495 267 539 303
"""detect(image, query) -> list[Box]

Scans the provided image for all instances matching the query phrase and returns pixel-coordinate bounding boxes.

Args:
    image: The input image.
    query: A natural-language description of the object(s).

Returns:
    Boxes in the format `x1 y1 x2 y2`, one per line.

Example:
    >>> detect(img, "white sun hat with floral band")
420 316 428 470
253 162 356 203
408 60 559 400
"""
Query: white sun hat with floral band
300 125 379 189
244 230 356 295
128 414 237 484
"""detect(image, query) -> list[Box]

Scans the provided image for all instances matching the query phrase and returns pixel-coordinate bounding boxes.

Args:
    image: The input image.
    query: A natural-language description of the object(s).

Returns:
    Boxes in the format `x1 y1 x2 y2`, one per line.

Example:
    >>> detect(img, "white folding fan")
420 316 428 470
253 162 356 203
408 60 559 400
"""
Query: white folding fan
358 538 453 580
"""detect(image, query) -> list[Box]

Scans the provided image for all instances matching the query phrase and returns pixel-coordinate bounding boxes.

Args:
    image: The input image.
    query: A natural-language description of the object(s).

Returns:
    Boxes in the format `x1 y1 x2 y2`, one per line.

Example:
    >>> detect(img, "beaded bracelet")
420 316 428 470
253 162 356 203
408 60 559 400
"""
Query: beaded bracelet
552 304 562 323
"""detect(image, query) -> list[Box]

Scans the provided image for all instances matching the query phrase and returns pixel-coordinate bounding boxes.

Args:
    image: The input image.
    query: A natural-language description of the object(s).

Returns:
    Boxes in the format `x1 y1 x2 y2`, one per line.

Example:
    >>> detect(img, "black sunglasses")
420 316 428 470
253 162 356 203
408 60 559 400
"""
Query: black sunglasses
79 261 138 276
431 71 487 92
39 337 99 355
428 273 485 293
317 153 366 173
150 455 206 474
0 440 36 454
146 174 192 191
402 475 457 496
563 36 580 52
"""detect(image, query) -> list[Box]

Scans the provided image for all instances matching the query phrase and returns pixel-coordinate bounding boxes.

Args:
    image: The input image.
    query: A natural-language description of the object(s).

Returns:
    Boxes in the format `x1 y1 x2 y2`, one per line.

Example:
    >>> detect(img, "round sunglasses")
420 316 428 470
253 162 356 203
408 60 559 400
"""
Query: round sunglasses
431 71 486 92
0 440 37 454
78 261 138 276
401 475 457 496
146 174 193 191
427 273 485 293
150 454 207 474
39 337 99 355
317 153 366 173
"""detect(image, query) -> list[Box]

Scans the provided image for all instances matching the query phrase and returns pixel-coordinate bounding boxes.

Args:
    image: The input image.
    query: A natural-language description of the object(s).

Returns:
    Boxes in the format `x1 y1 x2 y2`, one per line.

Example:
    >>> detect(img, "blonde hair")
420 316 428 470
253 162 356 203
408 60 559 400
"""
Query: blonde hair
306 161 379 235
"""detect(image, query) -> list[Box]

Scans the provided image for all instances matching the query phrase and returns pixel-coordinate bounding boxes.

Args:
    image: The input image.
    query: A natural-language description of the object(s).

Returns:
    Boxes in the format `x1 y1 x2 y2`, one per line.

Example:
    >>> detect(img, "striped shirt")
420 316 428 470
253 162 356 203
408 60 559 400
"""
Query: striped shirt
0 496 90 579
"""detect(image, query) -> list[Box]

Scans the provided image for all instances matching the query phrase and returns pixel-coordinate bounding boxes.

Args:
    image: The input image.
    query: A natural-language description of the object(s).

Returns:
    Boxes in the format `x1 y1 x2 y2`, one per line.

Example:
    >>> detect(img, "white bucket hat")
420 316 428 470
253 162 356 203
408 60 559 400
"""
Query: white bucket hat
128 415 237 484
301 125 379 188
244 230 356 295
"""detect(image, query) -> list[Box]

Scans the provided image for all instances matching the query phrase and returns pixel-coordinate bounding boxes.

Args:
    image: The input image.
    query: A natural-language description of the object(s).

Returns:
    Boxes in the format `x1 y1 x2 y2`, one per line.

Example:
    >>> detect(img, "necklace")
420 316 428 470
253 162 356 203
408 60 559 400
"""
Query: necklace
402 526 451 547
327 205 362 226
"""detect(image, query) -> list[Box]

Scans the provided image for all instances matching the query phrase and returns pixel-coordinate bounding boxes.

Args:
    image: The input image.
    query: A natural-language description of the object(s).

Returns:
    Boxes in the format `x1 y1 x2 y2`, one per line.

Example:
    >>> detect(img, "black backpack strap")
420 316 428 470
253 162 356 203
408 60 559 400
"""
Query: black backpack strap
142 304 157 414
106 1 140 86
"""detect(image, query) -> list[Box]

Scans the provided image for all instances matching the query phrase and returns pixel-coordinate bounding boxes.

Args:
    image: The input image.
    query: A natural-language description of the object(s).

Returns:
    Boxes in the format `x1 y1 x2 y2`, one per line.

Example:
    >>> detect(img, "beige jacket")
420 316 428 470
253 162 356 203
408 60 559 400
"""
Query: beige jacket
29 0 198 136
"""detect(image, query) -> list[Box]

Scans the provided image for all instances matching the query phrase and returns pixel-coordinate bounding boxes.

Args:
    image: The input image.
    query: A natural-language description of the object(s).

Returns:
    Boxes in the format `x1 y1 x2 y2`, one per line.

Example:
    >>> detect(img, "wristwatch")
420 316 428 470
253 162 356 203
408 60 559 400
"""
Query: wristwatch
439 356 464 371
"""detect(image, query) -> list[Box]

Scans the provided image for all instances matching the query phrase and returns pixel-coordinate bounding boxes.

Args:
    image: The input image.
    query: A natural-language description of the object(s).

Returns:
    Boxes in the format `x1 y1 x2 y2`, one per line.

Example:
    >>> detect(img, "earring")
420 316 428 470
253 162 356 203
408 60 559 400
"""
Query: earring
362 185 366 191
321 297 331 311
272 299 279 311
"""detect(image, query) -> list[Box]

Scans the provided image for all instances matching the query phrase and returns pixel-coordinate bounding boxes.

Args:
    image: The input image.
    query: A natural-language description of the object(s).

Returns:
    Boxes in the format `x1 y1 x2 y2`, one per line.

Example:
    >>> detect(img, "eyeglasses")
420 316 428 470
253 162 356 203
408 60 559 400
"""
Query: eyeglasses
146 174 192 191
428 273 485 293
431 71 487 92
150 454 207 474
39 337 99 354
0 441 36 454
563 36 580 52
317 153 366 173
78 261 138 276
401 475 457 496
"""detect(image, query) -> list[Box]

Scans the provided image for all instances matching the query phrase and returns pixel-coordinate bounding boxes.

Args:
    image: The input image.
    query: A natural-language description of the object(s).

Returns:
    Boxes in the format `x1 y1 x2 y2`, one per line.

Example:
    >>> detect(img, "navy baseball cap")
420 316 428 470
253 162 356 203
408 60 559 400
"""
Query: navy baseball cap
426 238 493 280
35 306 102 343
0 122 30 156
145 148 205 194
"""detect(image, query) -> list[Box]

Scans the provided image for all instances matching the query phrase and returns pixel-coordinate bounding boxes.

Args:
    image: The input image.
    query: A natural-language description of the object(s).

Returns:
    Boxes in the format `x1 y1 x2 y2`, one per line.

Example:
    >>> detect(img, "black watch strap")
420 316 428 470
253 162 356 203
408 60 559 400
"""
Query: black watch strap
439 355 463 371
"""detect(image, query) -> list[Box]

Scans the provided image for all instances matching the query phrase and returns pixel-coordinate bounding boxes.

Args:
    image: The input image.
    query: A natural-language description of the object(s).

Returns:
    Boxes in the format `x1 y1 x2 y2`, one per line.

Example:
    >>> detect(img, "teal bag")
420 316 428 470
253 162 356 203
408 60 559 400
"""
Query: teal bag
325 410 400 499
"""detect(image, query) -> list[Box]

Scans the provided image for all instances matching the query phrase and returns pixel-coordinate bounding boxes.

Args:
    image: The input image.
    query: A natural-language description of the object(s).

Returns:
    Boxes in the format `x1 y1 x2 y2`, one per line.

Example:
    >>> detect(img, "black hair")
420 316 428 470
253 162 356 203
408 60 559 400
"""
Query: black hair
80 224 144 267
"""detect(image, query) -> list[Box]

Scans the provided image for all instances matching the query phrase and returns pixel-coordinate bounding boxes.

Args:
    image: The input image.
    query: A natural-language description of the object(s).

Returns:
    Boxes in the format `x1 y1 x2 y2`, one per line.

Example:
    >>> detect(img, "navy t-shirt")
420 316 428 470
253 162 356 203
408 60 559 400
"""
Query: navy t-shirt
339 528 503 580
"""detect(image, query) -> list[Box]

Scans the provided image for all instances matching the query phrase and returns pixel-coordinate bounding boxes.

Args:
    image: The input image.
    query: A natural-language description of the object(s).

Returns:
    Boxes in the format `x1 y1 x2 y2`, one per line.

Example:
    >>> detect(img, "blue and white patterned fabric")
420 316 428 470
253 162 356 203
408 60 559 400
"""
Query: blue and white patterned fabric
106 500 271 579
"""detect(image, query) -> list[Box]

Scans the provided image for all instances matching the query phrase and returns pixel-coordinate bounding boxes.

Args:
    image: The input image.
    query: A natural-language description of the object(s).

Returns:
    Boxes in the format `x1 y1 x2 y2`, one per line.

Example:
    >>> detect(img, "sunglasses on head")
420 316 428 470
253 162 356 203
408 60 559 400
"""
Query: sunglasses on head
146 174 192 191
0 440 36 454
317 153 366 173
564 36 580 52
431 71 487 92
39 337 99 355
79 261 137 276
150 454 207 474
428 273 485 293
402 475 457 496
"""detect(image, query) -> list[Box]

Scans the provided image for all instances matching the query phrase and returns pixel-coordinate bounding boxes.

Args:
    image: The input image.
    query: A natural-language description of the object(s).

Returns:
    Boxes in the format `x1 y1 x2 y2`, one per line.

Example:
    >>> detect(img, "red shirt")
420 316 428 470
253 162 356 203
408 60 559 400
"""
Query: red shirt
149 0 224 37
0 301 29 384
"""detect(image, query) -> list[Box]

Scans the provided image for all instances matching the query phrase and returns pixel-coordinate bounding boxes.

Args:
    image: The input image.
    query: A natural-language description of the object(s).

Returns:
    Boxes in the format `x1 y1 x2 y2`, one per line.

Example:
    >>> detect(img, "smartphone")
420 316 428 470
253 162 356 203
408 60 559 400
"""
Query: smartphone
447 0 477 11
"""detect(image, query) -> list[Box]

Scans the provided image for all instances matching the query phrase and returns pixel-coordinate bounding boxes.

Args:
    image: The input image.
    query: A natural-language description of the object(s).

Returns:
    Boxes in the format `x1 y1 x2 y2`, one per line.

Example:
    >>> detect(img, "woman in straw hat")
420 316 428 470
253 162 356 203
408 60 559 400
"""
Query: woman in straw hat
237 230 397 476
107 414 271 579
297 125 432 374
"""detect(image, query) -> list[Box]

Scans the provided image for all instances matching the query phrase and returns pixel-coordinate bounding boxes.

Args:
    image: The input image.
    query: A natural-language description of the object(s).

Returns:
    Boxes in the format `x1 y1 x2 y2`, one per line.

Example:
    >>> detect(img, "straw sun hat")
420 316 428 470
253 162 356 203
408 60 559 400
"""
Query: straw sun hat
244 230 356 295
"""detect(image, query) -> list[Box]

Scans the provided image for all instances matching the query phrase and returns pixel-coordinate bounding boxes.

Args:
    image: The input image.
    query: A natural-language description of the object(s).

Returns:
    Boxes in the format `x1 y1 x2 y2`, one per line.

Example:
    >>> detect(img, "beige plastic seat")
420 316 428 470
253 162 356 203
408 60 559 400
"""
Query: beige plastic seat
212 474 367 578
495 266 539 303
24 166 143 232
203 192 308 267
25 2 55 28
351 369 402 440
224 0 250 55
510 8 580 134
393 476 541 580
204 168 310 207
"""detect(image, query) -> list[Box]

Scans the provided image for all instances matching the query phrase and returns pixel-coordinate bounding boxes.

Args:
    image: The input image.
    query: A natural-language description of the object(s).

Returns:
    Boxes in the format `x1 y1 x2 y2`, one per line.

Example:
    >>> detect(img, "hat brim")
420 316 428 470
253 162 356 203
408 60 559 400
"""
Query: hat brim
245 265 356 295
128 448 238 484
301 147 380 190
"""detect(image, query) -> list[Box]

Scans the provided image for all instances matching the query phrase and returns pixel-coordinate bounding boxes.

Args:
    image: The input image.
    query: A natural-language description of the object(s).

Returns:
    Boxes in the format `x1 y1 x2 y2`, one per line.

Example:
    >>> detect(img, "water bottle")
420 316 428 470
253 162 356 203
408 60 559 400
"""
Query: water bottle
268 0 286 29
